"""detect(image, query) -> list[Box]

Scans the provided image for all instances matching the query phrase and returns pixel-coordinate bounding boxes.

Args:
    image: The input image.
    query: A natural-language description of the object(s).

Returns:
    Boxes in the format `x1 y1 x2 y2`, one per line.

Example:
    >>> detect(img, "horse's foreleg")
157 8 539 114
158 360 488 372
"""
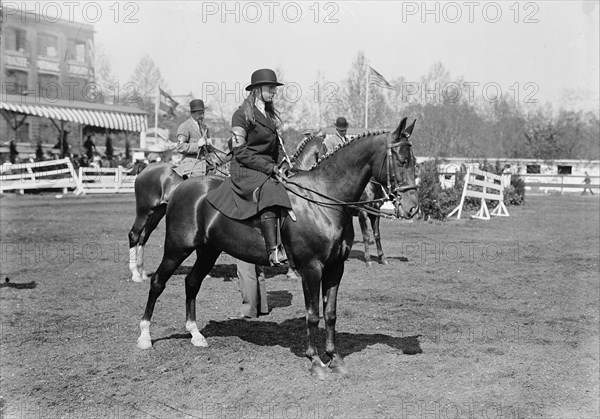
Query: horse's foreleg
185 248 220 348
371 214 388 265
358 211 373 267
322 263 347 374
300 265 328 379
137 249 192 349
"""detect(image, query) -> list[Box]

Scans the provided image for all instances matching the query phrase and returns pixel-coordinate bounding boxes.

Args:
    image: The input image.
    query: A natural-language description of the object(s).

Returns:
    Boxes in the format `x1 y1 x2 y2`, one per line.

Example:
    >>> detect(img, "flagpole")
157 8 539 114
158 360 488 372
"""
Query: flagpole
365 68 369 129
154 86 159 144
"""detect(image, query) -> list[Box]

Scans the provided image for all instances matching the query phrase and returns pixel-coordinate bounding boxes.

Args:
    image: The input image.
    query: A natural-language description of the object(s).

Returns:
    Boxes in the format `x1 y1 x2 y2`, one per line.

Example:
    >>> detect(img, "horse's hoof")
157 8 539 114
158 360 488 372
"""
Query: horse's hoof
191 336 208 347
137 337 152 349
131 275 144 283
365 261 374 268
329 358 348 374
380 259 389 266
310 364 328 380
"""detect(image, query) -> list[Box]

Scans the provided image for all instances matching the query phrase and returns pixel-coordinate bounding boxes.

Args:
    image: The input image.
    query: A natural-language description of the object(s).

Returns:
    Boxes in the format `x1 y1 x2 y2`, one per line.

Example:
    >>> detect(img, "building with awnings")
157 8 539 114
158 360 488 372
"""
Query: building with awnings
1 94 148 156
1 5 147 160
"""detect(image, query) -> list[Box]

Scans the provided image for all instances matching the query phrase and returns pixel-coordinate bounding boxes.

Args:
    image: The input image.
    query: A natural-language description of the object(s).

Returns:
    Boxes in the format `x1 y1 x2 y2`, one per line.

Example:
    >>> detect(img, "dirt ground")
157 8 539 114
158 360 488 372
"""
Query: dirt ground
1 192 598 419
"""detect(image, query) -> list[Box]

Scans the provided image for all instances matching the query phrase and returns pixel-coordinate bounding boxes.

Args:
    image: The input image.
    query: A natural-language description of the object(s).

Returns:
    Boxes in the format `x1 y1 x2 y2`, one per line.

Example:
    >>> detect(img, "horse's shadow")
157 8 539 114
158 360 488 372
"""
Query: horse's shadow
267 290 293 309
173 264 290 279
153 317 421 359
348 249 408 263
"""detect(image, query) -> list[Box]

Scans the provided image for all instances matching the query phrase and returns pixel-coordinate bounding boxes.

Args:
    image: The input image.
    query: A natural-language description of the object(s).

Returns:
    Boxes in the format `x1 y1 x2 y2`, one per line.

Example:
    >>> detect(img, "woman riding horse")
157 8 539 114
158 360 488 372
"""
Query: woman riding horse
207 68 292 266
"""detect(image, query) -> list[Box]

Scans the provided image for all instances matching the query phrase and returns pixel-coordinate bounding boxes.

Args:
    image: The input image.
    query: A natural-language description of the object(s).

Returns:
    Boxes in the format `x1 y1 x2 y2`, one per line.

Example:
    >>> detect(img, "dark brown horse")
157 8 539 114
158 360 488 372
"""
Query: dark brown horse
290 124 417 267
127 147 230 282
136 118 419 378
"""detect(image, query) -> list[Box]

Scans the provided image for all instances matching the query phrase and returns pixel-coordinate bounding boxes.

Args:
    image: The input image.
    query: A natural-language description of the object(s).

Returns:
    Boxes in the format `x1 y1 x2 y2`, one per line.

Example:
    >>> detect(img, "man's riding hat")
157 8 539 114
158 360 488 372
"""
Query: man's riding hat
334 117 349 129
189 99 206 112
245 68 284 91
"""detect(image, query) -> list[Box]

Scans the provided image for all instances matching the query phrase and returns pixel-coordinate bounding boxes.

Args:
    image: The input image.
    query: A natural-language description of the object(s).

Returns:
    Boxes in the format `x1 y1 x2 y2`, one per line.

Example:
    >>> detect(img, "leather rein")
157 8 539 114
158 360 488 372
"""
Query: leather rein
276 137 418 219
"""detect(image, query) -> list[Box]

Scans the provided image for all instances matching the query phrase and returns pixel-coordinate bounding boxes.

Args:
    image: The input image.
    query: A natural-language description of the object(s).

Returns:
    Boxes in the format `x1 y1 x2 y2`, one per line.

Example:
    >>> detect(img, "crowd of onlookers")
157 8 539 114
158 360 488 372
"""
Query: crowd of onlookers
1 134 134 171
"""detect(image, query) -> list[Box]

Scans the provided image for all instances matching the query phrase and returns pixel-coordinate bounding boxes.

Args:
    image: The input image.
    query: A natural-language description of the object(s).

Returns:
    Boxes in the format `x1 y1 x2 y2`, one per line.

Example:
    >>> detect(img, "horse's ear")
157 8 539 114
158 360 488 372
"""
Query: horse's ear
392 117 408 140
402 119 417 139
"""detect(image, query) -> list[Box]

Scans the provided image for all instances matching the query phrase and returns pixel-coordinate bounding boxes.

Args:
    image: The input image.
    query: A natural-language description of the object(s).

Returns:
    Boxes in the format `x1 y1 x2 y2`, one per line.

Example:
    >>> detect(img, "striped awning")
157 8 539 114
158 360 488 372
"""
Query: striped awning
1 95 147 132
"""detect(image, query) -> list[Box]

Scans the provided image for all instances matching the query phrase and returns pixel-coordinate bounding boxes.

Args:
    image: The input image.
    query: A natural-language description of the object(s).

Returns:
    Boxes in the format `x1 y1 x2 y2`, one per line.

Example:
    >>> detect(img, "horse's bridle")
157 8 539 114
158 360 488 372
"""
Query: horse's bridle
376 133 418 202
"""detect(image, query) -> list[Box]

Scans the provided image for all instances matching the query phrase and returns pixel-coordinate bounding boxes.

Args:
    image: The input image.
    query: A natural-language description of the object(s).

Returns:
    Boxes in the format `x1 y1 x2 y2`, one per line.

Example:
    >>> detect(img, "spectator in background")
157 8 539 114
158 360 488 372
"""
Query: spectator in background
83 135 97 160
35 142 44 161
582 172 594 195
105 134 114 161
9 140 18 163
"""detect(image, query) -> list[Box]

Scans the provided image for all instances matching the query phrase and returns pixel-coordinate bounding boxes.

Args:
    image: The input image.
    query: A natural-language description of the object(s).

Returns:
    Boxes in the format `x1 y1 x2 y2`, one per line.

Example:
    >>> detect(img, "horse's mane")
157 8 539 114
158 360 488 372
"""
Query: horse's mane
291 135 321 162
307 130 388 171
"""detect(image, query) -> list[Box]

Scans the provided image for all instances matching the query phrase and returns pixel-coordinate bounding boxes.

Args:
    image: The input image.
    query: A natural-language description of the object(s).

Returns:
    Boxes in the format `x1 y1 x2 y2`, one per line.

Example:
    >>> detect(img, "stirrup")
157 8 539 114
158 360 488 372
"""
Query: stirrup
268 245 288 266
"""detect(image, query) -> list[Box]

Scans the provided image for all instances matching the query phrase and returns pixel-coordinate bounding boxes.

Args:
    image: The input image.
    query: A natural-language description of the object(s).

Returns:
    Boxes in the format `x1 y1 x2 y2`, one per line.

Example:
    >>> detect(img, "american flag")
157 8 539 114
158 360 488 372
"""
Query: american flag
158 87 179 117
369 66 396 90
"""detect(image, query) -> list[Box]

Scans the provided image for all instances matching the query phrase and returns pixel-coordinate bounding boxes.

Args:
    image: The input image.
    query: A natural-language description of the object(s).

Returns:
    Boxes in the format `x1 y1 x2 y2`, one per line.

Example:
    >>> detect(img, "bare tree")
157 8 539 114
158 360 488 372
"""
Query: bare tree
128 55 165 105
93 42 117 104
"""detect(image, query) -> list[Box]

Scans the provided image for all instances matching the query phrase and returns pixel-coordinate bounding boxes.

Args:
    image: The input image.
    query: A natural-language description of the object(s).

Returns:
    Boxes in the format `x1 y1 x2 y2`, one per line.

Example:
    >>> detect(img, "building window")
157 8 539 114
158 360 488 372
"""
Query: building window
3 69 29 94
38 74 61 99
526 164 541 174
5 28 29 53
37 33 58 58
67 39 87 63
557 165 572 175
76 42 86 63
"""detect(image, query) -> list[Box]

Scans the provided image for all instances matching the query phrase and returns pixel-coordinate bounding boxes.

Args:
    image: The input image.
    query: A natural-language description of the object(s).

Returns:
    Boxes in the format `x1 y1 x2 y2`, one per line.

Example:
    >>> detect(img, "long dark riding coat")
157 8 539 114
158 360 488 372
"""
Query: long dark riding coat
207 105 292 220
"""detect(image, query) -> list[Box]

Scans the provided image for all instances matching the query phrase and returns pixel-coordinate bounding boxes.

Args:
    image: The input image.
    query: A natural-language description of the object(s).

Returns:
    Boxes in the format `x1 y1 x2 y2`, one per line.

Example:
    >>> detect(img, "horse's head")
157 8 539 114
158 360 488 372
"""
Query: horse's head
375 117 419 219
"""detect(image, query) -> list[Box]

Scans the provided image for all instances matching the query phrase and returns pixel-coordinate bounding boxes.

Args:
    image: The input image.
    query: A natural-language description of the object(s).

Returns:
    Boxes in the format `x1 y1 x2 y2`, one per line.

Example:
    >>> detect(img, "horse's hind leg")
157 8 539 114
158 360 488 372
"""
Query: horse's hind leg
128 206 167 282
358 211 373 267
137 247 192 349
128 215 147 282
185 248 220 347
371 214 388 265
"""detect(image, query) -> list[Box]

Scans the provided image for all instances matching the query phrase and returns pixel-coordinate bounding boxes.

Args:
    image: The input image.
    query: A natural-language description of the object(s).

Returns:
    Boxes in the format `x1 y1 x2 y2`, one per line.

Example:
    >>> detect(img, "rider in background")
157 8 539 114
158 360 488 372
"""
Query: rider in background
173 99 212 178
321 116 350 156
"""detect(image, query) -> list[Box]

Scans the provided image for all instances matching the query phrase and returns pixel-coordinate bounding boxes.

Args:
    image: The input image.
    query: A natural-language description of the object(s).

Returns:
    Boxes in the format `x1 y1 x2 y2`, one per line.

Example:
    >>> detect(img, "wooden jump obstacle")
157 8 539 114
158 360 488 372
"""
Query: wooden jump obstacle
447 167 509 220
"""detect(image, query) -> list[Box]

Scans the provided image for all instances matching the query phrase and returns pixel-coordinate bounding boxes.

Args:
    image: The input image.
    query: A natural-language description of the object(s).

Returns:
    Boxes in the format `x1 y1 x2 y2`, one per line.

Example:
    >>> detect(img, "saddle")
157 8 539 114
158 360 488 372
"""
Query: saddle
172 159 209 178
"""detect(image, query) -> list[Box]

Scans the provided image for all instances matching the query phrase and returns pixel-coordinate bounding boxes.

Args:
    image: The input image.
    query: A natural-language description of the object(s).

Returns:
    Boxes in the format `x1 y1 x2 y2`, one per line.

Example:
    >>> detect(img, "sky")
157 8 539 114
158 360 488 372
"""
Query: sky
16 1 600 113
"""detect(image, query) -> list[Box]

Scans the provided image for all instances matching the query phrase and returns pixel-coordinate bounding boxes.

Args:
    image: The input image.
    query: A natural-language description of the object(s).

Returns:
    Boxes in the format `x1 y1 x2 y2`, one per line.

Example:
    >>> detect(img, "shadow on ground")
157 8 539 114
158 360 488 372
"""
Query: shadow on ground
152 317 422 359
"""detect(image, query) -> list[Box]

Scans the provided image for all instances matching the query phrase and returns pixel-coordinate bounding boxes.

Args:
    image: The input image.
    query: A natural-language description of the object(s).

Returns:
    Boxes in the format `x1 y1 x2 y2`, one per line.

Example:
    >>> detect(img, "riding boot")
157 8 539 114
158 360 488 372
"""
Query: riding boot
259 210 288 266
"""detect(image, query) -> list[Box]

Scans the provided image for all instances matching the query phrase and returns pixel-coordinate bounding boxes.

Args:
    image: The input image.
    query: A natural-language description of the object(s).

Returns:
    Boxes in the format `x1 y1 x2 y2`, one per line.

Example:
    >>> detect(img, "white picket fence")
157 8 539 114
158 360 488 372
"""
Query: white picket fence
0 158 80 194
77 166 136 194
0 158 137 195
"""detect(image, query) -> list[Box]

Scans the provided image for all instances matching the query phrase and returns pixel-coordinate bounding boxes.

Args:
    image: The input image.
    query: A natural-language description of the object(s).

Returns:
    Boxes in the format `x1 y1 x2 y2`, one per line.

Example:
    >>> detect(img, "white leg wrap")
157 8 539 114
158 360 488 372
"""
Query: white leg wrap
137 320 152 349
129 247 143 282
138 246 150 281
186 320 208 347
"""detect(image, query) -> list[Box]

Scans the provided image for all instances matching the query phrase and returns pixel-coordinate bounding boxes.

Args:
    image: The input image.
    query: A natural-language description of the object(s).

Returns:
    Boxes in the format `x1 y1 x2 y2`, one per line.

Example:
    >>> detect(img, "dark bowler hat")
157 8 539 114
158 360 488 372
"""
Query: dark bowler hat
189 99 206 112
245 68 284 91
334 117 349 129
